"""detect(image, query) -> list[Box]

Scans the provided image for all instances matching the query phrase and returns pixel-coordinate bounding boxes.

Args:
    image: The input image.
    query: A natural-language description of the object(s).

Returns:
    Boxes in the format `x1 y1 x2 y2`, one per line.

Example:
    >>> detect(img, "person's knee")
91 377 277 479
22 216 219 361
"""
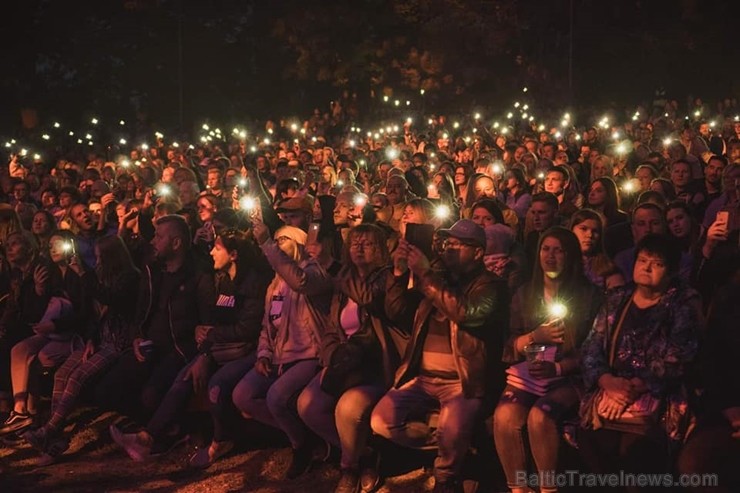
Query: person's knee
336 389 371 427
493 401 526 432
265 384 292 417
232 379 257 413
369 397 393 438
526 404 555 434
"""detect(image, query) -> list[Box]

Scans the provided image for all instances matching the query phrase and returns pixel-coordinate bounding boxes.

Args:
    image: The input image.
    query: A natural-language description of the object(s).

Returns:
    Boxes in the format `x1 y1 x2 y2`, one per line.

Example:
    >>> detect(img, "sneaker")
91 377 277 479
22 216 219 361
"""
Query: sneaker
22 427 55 452
359 451 381 492
285 444 313 479
0 411 33 435
188 440 234 469
34 436 70 466
334 468 360 493
109 425 151 462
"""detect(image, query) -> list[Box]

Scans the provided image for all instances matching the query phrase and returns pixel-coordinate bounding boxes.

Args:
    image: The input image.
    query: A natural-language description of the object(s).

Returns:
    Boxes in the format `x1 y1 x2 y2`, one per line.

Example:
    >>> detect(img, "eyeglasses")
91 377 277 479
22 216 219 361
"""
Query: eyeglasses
275 236 293 245
443 239 476 250
350 241 377 250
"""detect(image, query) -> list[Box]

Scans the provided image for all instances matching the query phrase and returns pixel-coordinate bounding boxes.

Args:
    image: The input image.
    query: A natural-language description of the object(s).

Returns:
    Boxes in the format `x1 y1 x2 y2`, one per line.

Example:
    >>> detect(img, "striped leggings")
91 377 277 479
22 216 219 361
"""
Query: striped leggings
45 345 119 433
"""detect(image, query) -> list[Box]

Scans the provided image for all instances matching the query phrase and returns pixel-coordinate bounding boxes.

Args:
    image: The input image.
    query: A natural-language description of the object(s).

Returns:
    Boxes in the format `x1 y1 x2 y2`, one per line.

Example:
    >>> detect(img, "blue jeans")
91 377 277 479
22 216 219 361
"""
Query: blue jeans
232 359 319 449
370 376 482 483
298 372 386 469
146 353 256 442
209 355 256 442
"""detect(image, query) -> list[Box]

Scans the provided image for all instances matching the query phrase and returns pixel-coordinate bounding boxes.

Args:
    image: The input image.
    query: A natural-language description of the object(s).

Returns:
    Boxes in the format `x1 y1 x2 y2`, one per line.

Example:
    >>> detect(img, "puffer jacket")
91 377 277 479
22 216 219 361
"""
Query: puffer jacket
385 264 509 399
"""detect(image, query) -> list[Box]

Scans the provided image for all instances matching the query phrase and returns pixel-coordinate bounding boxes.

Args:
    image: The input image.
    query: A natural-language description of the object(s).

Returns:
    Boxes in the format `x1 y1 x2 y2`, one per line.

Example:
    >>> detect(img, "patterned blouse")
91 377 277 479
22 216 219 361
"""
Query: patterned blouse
581 282 700 398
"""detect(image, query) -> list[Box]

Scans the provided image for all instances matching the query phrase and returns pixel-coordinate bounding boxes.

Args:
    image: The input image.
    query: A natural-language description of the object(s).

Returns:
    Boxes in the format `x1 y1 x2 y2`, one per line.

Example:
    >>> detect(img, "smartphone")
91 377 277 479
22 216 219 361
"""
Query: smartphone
250 203 263 223
307 222 321 244
715 210 729 227
405 223 435 258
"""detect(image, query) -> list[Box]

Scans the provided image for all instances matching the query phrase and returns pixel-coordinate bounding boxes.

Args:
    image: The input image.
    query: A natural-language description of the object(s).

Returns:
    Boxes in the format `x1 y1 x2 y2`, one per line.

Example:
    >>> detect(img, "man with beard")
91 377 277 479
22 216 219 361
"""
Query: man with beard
96 215 214 423
372 219 508 493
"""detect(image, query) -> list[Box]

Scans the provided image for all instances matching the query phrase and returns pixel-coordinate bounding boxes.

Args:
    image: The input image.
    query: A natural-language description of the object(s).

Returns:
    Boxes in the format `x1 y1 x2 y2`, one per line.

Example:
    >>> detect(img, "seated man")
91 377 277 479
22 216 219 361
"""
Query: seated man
371 219 508 493
96 215 214 426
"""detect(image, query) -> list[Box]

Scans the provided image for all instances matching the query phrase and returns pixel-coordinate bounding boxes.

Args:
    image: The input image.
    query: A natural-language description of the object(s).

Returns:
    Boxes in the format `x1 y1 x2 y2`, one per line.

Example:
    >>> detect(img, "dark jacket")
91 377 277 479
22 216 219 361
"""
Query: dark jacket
321 265 406 389
134 255 215 361
199 262 274 355
385 264 509 399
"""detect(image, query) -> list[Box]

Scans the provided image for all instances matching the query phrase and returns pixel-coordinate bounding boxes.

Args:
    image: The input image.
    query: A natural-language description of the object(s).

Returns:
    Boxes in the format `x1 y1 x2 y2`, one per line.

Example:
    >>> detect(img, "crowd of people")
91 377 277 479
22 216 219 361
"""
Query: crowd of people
0 96 739 493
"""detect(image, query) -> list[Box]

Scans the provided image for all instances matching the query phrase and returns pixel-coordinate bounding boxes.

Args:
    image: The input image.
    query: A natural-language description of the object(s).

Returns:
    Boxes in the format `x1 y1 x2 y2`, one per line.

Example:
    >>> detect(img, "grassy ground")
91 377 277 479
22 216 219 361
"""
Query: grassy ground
0 408 442 493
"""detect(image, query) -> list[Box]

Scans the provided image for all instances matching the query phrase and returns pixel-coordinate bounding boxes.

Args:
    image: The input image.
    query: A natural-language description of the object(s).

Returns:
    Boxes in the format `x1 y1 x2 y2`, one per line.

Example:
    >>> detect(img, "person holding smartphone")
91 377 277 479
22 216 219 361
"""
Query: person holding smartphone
696 164 740 308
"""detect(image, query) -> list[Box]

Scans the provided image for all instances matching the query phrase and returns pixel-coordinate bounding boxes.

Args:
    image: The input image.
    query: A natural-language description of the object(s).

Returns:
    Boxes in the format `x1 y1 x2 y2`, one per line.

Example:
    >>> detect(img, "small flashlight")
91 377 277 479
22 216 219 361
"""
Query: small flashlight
548 301 568 320
435 204 451 220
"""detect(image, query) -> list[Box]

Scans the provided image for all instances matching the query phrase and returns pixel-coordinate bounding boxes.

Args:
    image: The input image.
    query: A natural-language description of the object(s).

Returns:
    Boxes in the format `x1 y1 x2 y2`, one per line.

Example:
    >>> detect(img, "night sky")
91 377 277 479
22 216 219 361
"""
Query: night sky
1 0 739 133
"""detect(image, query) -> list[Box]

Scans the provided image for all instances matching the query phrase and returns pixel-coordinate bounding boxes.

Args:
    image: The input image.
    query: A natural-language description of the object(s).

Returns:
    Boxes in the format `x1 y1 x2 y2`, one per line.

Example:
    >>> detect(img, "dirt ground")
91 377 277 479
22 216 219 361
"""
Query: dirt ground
0 408 442 493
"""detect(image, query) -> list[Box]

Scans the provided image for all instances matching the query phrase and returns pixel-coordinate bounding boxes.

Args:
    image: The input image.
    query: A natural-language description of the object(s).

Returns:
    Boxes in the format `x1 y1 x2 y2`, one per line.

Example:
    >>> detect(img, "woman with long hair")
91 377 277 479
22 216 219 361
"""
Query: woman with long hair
500 167 532 223
453 164 473 204
494 227 602 493
297 224 401 493
586 177 629 227
31 210 58 256
21 235 140 462
399 198 435 239
570 209 625 291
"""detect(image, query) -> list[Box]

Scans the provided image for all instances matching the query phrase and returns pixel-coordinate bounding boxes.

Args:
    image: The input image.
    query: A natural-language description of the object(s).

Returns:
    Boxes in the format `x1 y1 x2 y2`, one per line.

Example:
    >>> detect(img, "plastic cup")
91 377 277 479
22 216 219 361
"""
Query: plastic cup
524 344 547 369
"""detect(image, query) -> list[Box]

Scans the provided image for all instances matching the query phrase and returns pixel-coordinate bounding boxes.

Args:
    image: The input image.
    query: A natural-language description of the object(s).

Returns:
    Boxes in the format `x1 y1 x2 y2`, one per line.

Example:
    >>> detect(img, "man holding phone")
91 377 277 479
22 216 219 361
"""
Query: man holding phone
372 219 508 493
697 163 740 308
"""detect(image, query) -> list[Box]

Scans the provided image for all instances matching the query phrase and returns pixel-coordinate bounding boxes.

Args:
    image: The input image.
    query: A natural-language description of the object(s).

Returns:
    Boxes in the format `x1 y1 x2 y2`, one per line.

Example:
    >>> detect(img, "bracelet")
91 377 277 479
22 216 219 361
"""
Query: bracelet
555 362 562 377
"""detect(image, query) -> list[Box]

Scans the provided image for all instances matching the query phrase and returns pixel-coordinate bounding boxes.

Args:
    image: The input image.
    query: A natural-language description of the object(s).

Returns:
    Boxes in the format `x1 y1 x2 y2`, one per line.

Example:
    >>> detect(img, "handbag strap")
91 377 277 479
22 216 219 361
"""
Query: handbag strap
608 297 632 367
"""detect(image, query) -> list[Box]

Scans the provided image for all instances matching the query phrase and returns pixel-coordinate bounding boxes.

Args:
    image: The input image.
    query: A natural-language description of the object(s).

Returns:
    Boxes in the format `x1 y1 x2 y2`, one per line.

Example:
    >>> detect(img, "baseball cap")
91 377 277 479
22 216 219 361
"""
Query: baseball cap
275 195 314 214
437 219 486 248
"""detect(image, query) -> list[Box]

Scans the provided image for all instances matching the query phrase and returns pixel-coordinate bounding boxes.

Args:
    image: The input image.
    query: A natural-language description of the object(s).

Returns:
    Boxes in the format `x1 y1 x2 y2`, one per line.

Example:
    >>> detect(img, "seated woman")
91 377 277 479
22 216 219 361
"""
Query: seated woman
493 227 601 493
399 198 435 239
232 223 335 479
0 231 50 428
110 229 273 463
297 224 401 493
585 177 629 227
569 209 625 292
1 231 91 436
22 235 140 462
579 234 702 493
